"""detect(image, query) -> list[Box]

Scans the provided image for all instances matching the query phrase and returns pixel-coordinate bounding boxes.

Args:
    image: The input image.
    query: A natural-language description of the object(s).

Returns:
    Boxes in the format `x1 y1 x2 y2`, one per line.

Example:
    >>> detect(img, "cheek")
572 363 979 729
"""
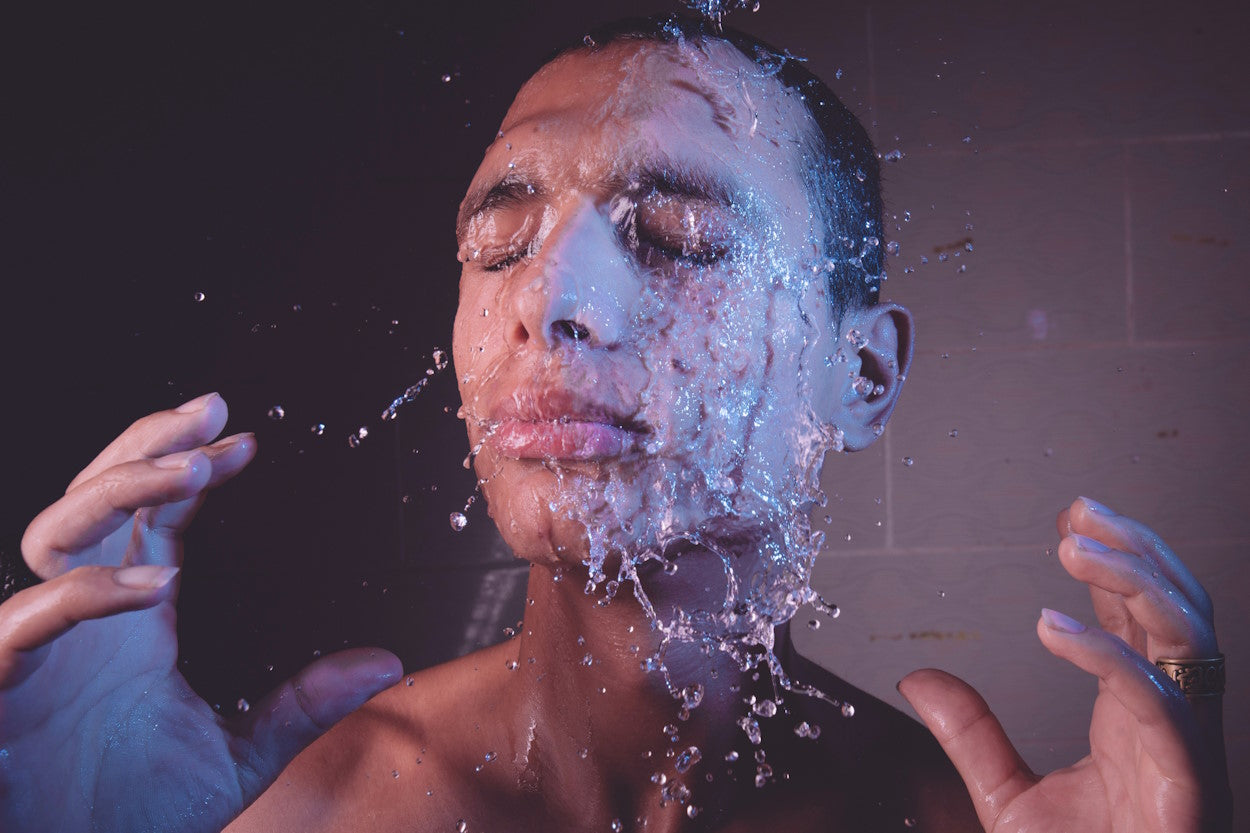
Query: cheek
634 281 775 496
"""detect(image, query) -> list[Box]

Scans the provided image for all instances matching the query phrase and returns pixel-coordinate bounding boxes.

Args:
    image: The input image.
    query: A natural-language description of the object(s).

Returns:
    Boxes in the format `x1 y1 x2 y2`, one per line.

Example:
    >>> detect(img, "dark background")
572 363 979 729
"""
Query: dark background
0 0 690 709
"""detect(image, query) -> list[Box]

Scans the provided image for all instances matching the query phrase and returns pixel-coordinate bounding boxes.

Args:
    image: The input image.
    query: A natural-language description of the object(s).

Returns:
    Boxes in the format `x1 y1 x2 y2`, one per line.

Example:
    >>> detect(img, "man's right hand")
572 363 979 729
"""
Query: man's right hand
0 393 402 832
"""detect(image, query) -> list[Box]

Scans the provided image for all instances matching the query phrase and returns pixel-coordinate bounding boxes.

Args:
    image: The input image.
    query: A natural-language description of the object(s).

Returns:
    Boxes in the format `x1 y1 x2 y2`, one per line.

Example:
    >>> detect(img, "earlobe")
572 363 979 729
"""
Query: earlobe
836 303 914 451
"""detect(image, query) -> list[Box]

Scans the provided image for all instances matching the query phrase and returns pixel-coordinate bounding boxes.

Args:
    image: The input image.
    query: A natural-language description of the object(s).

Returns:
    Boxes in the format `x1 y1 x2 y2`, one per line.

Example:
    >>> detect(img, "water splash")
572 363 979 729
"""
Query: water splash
681 0 761 28
379 348 451 422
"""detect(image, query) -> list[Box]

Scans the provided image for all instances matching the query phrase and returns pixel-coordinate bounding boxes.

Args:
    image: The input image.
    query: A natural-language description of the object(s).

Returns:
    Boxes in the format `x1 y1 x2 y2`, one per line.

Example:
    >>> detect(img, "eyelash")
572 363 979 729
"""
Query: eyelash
482 250 525 272
475 205 727 273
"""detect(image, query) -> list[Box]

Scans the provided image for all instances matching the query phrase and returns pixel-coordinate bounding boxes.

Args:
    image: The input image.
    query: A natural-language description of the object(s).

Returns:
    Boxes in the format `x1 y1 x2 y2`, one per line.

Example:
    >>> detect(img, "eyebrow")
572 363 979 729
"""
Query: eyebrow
455 156 753 243
622 158 744 213
456 174 543 243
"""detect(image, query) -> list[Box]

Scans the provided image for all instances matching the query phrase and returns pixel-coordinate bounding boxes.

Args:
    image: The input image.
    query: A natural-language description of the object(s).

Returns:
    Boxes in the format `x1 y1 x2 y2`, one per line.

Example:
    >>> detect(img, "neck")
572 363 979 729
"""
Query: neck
504 557 797 828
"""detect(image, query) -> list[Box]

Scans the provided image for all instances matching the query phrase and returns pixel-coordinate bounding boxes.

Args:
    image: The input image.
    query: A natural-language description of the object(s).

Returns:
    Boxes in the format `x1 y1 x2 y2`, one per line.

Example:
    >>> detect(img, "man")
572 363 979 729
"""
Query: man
1 15 1229 832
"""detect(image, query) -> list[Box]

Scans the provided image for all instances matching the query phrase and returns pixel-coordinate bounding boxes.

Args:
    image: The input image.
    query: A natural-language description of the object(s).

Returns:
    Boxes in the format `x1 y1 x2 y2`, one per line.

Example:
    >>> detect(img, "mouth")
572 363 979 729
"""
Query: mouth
485 387 648 461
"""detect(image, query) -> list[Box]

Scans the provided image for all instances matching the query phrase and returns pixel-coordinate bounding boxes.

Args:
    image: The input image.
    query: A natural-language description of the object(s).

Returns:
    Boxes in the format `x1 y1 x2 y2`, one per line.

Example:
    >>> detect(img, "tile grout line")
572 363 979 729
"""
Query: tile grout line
820 536 1250 559
865 4 877 146
1123 142 1135 345
895 129 1250 159
910 336 1250 358
867 3 890 548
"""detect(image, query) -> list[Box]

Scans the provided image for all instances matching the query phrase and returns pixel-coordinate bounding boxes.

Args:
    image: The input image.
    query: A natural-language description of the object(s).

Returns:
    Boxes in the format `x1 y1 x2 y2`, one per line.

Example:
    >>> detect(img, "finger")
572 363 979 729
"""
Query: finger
68 392 229 491
144 432 258 533
1058 533 1216 657
22 450 212 578
1036 608 1202 779
230 648 403 805
1065 497 1213 623
898 668 1038 833
0 564 178 688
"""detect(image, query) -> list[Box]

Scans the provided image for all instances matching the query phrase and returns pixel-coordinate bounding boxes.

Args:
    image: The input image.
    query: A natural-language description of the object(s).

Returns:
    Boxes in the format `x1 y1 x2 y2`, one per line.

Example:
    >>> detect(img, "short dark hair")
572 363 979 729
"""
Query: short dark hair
546 13 883 321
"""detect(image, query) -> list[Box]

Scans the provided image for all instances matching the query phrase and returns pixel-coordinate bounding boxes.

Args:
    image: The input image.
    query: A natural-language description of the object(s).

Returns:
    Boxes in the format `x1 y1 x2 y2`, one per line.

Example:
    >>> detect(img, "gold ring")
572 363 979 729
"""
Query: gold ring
1155 654 1225 698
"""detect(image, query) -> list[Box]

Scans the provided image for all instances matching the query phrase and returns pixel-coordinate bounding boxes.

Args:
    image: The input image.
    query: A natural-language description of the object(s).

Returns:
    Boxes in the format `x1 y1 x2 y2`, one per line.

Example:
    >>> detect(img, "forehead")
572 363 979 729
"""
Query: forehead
466 39 816 227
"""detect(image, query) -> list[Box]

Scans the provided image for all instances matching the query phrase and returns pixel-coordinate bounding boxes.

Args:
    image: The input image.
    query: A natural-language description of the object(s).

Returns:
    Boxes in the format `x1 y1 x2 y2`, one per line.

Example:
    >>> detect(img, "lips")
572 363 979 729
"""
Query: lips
485 386 646 461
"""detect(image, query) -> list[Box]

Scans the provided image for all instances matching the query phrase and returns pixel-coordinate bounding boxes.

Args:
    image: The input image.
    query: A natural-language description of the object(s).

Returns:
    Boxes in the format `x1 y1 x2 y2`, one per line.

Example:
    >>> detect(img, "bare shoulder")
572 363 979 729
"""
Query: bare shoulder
779 646 981 832
228 640 517 833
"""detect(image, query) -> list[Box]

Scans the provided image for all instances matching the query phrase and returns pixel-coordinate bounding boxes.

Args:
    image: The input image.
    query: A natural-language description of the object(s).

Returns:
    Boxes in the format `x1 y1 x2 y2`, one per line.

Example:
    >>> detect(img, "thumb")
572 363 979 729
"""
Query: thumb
898 668 1037 832
230 647 403 802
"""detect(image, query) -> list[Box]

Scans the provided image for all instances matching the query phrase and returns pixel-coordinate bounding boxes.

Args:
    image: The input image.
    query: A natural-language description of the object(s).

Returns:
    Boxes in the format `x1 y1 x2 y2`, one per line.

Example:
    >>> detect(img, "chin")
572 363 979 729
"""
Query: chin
479 454 589 568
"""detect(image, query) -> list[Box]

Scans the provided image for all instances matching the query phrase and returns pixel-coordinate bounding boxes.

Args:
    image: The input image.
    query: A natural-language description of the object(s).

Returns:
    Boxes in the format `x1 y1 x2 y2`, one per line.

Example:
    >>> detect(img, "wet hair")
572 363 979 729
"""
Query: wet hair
546 13 883 320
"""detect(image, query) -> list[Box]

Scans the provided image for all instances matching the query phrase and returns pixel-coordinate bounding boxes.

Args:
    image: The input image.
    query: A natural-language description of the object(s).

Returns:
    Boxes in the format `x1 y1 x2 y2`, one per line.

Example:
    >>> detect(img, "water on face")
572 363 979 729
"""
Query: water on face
453 40 873 779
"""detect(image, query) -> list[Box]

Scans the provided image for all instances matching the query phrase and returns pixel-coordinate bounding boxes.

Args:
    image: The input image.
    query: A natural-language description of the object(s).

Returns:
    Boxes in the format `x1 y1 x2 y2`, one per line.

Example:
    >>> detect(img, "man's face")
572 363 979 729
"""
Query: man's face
451 39 851 574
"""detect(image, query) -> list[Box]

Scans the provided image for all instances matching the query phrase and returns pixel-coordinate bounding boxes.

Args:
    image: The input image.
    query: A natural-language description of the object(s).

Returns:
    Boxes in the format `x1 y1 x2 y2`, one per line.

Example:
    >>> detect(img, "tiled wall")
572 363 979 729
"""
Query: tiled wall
752 0 1250 795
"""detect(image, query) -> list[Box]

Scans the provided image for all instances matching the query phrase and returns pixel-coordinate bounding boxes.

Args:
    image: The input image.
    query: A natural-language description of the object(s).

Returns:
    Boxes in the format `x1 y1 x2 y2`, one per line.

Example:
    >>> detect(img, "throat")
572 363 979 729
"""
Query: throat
501 563 799 826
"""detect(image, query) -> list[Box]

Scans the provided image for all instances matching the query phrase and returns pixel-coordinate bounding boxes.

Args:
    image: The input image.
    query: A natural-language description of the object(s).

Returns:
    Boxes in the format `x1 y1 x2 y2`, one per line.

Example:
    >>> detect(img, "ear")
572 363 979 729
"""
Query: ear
832 303 914 451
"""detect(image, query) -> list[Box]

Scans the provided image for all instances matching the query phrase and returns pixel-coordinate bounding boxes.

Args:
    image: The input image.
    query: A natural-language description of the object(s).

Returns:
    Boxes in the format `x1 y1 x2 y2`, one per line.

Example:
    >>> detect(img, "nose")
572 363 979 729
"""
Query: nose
504 197 635 351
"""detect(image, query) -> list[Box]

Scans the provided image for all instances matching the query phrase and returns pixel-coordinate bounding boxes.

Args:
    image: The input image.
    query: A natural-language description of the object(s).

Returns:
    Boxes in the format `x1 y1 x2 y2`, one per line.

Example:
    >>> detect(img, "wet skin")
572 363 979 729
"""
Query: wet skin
2 31 1229 833
233 39 971 832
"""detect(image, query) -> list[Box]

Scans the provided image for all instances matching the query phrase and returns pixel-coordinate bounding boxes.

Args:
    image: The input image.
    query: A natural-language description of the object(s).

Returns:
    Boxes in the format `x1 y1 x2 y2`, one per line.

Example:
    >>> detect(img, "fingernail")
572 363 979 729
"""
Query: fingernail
154 449 201 470
213 432 252 450
114 565 180 590
1074 533 1111 553
176 392 219 414
1041 608 1086 634
1079 496 1115 516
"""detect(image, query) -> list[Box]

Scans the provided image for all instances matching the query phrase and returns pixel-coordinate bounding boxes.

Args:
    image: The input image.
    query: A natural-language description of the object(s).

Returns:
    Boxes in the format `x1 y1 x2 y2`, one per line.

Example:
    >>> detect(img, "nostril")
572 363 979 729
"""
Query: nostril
552 319 591 342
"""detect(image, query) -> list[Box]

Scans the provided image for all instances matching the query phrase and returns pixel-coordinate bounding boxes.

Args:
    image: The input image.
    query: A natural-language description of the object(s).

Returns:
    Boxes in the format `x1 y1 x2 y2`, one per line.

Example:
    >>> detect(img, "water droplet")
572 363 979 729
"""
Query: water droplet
405 675 415 687
737 716 762 744
752 699 777 717
311 422 326 436
686 805 700 819
441 73 452 83
841 702 856 718
680 683 705 710
267 405 285 421
581 652 594 666
901 456 914 467
236 698 250 713
455 821 467 833
663 723 681 742
674 745 702 773
192 291 206 302
754 762 773 787
904 819 917 828
610 821 623 832
432 348 449 370
851 375 874 396
937 589 947 598
391 769 399 778
807 618 821 630
794 721 821 739
449 512 468 532
578 747 589 759
724 750 739 762
484 751 497 763
844 328 869 350
948 428 959 438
